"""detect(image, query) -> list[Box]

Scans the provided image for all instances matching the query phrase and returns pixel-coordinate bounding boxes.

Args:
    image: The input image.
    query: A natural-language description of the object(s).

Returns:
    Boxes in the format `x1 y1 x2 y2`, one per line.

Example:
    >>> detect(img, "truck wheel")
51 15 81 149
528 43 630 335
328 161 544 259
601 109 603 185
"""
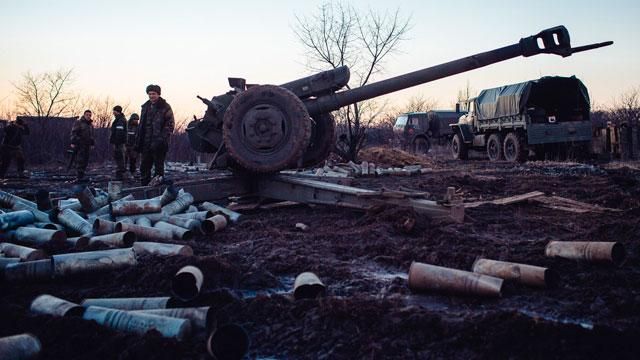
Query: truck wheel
412 137 431 154
503 132 526 162
451 133 468 160
301 113 335 167
486 134 504 161
223 85 311 173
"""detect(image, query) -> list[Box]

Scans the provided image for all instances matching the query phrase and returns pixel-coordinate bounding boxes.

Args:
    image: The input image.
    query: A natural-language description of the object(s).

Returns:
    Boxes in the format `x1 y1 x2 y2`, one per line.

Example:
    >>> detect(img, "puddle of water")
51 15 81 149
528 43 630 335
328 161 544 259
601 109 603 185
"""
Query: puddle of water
238 276 294 299
517 309 594 330
403 294 452 312
366 270 408 281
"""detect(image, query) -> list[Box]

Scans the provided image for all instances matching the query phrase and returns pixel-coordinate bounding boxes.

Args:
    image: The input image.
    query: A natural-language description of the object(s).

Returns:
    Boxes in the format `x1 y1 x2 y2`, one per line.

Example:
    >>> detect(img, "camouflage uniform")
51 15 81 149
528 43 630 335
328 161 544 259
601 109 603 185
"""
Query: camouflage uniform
70 116 95 180
110 112 127 179
126 114 140 174
0 120 29 178
135 97 174 185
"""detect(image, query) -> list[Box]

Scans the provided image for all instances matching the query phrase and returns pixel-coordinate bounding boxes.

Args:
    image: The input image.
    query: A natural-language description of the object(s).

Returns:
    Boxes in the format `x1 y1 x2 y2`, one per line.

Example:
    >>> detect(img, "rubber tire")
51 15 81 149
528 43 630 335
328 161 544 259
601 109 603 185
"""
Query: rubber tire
223 85 311 173
451 133 468 160
503 132 527 162
486 133 504 161
412 137 431 155
301 113 335 168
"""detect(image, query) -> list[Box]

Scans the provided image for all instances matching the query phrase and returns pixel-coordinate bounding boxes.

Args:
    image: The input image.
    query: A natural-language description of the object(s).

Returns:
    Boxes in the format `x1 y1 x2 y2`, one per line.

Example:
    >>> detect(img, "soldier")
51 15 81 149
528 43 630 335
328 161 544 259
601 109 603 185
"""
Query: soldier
110 105 127 180
0 118 30 179
70 110 95 182
126 113 140 176
135 84 175 186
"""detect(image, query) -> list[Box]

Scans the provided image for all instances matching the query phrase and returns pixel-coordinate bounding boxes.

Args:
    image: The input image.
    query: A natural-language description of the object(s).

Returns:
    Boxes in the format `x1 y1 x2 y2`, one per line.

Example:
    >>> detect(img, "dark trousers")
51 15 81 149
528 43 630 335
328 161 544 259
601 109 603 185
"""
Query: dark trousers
0 145 25 177
125 146 138 173
75 145 91 179
140 149 167 185
113 144 126 178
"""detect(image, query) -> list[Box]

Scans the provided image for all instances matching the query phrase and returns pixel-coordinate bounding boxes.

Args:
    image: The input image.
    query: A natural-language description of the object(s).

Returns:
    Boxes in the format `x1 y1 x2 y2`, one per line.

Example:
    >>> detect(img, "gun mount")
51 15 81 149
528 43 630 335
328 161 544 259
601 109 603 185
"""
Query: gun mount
187 25 612 173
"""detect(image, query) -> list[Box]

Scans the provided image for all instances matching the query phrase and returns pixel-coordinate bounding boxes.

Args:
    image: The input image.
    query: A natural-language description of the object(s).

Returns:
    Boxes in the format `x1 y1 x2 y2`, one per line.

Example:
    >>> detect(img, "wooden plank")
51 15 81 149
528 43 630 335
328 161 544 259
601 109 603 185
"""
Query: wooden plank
491 191 545 205
530 195 621 213
463 191 544 208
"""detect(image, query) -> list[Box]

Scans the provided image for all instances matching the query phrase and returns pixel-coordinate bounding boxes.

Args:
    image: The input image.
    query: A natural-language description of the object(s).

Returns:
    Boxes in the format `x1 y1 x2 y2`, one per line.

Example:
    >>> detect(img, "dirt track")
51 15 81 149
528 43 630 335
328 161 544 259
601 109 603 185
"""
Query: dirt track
1 157 640 359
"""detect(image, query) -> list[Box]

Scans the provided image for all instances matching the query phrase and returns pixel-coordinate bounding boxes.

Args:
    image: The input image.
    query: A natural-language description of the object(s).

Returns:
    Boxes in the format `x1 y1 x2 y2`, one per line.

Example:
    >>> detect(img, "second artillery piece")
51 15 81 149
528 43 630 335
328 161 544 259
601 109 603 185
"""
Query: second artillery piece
187 26 611 173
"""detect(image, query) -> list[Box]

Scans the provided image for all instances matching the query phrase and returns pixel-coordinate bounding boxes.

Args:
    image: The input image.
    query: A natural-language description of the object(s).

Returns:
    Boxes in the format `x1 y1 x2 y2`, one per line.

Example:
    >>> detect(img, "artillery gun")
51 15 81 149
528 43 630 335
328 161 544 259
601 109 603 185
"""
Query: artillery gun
187 26 611 173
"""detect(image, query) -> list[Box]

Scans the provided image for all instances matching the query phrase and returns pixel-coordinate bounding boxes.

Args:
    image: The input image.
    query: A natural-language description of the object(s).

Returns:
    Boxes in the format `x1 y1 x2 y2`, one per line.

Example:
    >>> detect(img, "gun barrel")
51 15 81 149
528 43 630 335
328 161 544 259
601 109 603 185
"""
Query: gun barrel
304 26 612 115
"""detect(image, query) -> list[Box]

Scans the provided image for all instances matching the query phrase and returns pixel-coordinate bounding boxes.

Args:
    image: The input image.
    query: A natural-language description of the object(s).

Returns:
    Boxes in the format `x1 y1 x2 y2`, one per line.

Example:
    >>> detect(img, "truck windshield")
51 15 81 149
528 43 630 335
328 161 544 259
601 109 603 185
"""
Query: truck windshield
394 115 408 127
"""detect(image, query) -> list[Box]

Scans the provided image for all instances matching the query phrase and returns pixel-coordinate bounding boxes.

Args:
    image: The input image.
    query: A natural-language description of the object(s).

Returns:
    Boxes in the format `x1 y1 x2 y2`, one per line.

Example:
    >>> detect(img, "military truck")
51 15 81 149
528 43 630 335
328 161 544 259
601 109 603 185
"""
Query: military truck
450 76 593 162
394 109 466 154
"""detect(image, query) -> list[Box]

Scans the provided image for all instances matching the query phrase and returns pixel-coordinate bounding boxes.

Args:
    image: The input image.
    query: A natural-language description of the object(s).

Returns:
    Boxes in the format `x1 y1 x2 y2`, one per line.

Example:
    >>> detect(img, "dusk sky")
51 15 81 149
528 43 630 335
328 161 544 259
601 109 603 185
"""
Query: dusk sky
1 0 638 122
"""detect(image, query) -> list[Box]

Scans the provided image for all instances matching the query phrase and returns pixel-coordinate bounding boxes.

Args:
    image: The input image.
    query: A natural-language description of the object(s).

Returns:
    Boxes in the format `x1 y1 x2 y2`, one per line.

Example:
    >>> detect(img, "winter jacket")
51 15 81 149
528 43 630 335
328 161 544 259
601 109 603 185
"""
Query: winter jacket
135 97 175 152
70 117 95 147
110 113 127 145
2 122 30 147
126 118 139 147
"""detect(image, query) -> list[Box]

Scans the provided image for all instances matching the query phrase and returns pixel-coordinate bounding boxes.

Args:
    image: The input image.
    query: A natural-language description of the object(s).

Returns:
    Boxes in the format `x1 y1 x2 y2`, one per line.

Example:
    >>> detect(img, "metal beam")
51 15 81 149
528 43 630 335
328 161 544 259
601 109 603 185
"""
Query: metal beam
121 175 251 203
257 175 460 220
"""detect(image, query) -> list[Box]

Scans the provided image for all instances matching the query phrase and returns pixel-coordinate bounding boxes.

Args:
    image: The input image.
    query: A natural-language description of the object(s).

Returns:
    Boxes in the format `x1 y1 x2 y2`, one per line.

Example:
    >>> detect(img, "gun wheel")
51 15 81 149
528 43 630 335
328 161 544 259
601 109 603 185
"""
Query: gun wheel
302 113 336 168
223 85 311 173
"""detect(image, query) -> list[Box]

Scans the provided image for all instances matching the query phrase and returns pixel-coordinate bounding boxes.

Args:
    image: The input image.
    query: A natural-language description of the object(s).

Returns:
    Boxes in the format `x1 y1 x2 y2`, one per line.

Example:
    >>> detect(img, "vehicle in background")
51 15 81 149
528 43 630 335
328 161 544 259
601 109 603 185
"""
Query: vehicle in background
450 76 592 162
393 108 466 154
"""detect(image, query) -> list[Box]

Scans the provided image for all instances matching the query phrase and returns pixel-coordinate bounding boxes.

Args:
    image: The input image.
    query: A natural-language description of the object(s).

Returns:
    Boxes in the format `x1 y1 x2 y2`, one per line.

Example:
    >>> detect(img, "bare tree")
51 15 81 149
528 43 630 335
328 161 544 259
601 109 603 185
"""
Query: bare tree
455 80 476 110
294 1 411 161
12 69 77 118
610 87 640 159
611 87 640 125
79 96 130 129
402 94 438 113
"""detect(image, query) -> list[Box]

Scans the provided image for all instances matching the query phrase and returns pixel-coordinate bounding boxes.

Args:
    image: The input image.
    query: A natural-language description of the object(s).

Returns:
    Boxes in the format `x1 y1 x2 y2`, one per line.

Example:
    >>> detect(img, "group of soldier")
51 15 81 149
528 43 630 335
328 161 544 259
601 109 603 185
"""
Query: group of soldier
0 84 175 186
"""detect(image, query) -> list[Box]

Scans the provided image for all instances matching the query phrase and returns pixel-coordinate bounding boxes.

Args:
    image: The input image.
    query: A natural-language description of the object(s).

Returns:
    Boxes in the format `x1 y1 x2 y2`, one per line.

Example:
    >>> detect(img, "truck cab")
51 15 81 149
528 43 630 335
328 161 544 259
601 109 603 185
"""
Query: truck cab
394 110 466 154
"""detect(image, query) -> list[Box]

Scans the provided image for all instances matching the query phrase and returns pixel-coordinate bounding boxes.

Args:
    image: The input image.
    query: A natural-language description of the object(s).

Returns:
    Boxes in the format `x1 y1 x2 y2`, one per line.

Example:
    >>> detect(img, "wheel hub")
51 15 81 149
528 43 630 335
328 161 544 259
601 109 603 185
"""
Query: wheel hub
242 104 286 150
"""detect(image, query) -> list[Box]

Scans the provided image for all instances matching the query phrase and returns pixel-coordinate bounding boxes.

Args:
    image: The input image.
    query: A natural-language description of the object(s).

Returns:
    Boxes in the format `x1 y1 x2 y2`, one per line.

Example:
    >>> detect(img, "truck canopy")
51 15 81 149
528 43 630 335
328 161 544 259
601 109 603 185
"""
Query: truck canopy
475 76 590 120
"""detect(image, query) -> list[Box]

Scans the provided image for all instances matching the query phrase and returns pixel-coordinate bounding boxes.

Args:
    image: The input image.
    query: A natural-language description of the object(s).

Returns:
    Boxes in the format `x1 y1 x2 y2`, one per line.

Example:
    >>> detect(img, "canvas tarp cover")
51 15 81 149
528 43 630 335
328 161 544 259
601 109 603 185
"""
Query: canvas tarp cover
474 76 590 120
475 81 531 120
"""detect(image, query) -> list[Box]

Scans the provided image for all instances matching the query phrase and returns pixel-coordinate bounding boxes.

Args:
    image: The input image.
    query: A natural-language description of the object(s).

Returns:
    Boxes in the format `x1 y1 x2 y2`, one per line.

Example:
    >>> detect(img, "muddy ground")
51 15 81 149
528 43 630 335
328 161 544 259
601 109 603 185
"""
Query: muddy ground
1 156 640 359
